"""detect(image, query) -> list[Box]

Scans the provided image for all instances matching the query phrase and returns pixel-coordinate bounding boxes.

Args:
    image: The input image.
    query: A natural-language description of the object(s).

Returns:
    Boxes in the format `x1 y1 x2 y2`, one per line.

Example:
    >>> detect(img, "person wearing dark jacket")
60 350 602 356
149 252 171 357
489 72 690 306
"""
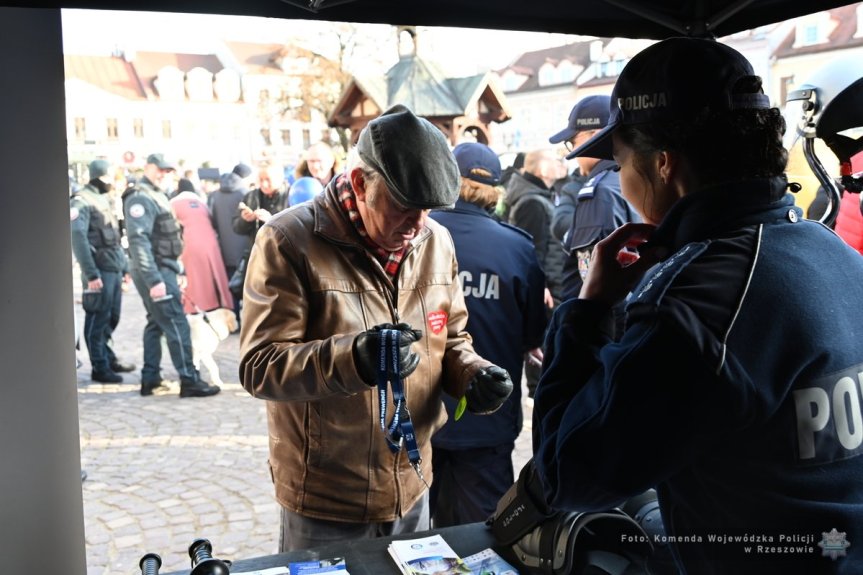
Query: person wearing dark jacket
123 153 220 398
504 149 565 305
211 163 254 283
232 166 289 301
211 163 254 316
429 143 548 527
70 159 135 383
505 149 566 398
549 94 641 303
535 38 863 575
550 168 588 243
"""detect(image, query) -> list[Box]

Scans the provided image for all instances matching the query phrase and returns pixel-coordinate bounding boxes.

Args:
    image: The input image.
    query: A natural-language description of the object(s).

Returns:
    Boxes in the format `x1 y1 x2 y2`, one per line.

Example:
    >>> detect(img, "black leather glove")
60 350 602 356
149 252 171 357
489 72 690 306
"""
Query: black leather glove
353 323 423 386
465 365 513 414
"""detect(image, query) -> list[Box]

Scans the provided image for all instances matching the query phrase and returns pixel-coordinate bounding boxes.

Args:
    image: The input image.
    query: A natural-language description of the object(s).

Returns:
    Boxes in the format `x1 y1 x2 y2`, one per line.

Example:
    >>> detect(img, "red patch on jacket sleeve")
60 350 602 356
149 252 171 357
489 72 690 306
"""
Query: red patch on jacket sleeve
427 310 448 334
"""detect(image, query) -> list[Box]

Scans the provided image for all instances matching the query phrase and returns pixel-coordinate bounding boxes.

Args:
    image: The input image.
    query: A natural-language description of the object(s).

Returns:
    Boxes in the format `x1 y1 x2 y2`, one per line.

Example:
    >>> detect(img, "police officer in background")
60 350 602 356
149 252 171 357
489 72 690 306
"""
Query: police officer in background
429 143 548 527
70 159 135 383
549 95 641 304
123 153 220 398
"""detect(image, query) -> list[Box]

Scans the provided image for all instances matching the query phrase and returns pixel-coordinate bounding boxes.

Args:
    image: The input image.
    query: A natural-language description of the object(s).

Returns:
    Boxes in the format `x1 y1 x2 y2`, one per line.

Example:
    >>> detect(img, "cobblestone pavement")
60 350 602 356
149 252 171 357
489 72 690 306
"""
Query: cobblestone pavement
76 278 534 574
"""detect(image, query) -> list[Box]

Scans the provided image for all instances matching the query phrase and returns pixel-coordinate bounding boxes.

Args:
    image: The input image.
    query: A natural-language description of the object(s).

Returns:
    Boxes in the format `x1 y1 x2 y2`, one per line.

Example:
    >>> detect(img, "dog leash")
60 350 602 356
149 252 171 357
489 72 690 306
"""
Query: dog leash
376 328 427 488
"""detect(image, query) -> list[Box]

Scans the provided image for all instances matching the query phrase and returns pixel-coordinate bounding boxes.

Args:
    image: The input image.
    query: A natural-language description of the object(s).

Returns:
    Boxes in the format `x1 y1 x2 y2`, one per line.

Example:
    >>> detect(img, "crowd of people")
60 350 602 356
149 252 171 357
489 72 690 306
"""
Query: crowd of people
71 143 337 396
71 37 863 574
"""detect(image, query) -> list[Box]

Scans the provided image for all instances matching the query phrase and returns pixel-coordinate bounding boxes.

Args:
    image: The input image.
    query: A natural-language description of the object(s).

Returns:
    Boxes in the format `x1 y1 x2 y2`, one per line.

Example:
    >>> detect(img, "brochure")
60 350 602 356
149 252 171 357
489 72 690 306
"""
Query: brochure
388 534 471 575
462 548 520 575
289 556 349 575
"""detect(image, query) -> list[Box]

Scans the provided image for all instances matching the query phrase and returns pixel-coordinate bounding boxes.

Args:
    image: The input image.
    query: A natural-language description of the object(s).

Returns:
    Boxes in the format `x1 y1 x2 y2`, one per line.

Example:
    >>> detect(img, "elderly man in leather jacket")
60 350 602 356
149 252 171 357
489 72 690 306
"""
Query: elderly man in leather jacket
239 105 514 552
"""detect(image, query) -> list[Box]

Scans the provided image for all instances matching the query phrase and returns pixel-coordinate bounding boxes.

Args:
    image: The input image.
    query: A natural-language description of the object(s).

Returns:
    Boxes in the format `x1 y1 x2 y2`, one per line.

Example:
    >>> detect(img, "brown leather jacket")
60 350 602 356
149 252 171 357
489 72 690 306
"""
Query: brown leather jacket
239 181 492 523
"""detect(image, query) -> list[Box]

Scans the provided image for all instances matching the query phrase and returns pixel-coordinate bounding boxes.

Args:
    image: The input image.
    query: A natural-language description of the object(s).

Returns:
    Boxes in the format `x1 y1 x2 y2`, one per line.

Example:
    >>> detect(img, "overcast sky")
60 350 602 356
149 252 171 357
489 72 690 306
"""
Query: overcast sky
61 9 581 76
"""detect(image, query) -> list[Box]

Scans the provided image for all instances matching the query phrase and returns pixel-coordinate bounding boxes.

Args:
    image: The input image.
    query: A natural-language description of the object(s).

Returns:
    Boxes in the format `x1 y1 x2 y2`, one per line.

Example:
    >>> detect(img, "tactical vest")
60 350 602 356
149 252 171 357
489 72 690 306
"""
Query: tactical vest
129 183 184 262
153 211 183 261
74 186 123 269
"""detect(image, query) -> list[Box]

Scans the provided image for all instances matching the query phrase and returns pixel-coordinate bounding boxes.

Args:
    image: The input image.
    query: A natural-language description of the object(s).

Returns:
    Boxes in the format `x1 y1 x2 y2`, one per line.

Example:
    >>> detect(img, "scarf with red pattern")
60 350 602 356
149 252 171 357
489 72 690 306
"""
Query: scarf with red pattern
335 173 406 280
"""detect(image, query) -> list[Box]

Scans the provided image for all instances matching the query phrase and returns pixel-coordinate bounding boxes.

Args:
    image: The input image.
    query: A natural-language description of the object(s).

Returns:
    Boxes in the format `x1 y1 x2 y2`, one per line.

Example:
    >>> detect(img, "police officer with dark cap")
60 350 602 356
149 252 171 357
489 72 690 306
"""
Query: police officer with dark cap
549 95 641 305
70 158 135 383
123 153 220 398
429 143 548 527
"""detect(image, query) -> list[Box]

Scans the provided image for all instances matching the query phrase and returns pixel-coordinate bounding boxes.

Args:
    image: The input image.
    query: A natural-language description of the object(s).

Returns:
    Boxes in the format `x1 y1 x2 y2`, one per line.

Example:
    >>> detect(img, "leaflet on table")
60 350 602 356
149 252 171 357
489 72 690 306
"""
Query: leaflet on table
462 548 520 575
231 567 291 575
288 556 349 574
388 534 471 575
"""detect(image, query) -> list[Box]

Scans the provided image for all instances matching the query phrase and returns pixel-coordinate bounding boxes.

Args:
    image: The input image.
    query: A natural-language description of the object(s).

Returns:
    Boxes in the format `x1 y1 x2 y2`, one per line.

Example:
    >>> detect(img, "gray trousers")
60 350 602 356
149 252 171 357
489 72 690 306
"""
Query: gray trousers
279 491 430 552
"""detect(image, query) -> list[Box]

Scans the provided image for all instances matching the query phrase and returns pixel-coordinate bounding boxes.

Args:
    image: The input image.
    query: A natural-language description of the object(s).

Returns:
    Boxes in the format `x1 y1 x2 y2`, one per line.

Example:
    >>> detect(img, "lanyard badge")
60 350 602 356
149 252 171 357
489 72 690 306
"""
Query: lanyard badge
376 328 426 485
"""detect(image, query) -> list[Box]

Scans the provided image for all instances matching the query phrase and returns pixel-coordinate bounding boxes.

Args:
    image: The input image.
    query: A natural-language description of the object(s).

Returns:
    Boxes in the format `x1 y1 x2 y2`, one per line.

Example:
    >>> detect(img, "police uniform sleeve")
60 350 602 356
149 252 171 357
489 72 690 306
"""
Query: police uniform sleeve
70 197 99 280
533 297 753 512
123 194 162 287
521 244 549 350
439 235 495 399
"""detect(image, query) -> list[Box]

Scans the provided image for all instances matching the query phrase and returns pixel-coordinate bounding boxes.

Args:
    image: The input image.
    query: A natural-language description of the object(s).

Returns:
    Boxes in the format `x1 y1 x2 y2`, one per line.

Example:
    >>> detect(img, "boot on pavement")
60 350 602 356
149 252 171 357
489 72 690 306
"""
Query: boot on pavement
179 378 221 398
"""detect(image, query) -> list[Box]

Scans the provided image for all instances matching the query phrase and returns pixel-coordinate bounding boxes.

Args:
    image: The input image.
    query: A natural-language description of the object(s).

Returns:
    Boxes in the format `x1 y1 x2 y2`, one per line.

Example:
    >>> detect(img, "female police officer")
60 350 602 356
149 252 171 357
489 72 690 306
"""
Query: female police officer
534 38 863 574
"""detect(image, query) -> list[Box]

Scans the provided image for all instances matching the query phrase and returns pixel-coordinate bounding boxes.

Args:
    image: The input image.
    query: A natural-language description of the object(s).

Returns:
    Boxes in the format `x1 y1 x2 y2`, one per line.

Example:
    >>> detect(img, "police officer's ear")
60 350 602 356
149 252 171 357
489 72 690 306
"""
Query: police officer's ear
349 167 369 202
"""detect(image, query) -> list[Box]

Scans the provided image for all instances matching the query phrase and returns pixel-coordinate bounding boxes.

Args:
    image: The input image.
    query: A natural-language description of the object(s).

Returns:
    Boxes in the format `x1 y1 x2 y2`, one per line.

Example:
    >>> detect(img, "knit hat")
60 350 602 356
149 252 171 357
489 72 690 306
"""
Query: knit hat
88 159 110 180
176 178 196 193
356 104 459 209
569 38 771 161
232 163 253 179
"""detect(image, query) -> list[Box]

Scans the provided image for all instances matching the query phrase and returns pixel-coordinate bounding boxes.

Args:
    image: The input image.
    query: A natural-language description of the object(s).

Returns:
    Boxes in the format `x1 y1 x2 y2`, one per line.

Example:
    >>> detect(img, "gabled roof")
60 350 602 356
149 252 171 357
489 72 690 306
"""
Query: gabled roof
382 55 465 116
223 41 284 74
499 40 610 92
130 51 224 99
774 3 863 57
63 54 146 100
349 55 506 118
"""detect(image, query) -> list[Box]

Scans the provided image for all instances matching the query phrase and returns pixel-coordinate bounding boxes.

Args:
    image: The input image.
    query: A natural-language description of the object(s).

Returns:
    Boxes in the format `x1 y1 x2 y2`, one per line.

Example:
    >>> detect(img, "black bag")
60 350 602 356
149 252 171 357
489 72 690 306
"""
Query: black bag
82 289 105 313
489 460 655 575
229 257 247 298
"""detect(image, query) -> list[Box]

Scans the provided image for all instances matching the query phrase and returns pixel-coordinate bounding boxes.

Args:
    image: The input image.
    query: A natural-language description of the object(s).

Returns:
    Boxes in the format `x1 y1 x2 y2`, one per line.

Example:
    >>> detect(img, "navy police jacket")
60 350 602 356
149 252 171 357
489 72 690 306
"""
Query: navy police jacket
535 178 863 574
431 200 547 449
560 159 640 301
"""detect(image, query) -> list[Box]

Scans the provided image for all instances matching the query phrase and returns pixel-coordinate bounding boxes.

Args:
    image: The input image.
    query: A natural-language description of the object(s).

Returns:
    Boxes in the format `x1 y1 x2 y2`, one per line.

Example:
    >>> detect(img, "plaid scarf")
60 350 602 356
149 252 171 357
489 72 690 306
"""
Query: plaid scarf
335 173 406 280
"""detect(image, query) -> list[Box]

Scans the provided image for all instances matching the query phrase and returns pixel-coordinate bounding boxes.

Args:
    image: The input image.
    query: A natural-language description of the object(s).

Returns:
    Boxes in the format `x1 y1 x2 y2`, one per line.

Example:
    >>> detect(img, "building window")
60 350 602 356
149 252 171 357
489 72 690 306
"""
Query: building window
74 117 86 139
538 63 555 87
302 129 311 149
261 128 272 146
162 120 172 139
794 13 829 47
133 118 144 138
106 118 119 140
558 60 576 83
802 24 819 45
281 129 292 147
154 66 186 101
185 67 214 102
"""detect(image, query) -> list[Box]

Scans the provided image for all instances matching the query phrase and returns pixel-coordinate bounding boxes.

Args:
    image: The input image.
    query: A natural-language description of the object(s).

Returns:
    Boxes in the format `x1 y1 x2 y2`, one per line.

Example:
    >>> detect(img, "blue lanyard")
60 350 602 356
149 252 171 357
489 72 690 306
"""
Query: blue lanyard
376 329 423 476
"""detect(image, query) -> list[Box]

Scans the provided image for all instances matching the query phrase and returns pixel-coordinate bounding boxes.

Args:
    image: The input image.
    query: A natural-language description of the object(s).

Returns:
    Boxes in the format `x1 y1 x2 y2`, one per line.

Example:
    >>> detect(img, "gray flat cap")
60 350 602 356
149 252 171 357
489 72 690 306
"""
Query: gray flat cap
357 104 459 209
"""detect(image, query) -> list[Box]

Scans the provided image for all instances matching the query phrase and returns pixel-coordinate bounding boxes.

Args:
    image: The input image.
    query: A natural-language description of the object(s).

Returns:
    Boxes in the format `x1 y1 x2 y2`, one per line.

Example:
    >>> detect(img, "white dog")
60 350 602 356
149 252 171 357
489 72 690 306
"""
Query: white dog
186 308 239 387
